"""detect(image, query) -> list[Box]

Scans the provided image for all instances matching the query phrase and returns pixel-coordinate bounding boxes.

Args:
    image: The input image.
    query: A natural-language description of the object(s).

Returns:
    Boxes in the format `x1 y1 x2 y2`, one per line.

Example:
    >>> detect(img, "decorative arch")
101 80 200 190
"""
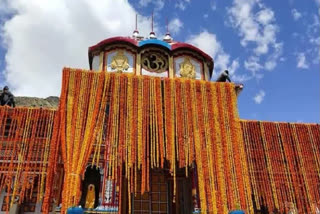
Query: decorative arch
140 47 170 77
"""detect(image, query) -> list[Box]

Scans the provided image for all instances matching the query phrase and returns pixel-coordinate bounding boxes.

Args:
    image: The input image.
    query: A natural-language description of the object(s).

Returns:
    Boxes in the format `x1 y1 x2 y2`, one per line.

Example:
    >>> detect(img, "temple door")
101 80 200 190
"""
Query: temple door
168 174 192 214
132 170 169 213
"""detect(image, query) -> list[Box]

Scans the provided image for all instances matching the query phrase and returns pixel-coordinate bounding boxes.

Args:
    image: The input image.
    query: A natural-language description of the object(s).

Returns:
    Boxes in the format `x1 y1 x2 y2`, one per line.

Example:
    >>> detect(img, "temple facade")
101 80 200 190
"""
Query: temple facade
0 33 319 214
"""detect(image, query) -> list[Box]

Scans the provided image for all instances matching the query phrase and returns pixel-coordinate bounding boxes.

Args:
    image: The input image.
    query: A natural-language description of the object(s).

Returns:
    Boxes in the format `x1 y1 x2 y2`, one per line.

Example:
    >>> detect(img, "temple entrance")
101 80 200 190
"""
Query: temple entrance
79 165 101 209
131 170 193 214
169 176 192 214
132 171 168 213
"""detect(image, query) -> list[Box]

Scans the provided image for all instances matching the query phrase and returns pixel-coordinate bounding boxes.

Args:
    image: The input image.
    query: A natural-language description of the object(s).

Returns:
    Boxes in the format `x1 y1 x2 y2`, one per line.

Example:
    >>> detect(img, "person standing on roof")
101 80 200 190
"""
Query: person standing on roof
0 86 16 107
216 70 231 82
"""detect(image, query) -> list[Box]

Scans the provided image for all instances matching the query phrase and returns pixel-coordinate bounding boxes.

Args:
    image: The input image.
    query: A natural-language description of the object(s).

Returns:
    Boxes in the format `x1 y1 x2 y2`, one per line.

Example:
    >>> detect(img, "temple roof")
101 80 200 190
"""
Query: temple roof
88 36 214 77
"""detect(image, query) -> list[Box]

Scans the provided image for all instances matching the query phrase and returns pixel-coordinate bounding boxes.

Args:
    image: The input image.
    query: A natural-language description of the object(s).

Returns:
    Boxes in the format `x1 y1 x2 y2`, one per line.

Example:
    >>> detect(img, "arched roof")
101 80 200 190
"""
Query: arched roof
138 39 171 50
88 37 214 77
171 42 212 62
89 37 138 53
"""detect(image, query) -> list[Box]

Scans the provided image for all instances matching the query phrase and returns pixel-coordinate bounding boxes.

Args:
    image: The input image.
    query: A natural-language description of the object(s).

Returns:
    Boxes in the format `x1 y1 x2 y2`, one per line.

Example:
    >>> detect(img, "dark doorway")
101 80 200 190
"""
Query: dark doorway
130 169 193 214
79 165 101 209
168 170 192 214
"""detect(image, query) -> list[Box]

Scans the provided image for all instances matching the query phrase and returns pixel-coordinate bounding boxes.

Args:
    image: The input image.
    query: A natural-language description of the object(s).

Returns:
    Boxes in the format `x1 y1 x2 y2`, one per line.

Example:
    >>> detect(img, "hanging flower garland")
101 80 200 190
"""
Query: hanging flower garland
3 67 320 214
41 68 254 213
0 107 56 212
242 120 320 213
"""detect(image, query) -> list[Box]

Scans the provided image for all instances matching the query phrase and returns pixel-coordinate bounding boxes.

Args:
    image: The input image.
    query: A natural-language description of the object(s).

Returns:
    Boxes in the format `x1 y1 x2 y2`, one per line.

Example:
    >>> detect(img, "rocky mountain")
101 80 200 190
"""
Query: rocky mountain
0 90 59 108
15 96 59 108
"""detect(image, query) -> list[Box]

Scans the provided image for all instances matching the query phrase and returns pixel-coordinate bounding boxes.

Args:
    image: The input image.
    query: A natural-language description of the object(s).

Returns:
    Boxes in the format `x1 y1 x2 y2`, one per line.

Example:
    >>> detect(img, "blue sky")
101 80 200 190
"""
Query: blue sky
0 0 319 123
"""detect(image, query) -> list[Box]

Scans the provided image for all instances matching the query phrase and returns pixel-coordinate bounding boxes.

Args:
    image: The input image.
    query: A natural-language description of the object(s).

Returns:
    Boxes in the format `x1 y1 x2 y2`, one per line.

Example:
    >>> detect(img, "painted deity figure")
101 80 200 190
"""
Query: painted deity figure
110 50 130 73
312 202 320 214
286 202 297 214
85 184 95 209
179 57 196 79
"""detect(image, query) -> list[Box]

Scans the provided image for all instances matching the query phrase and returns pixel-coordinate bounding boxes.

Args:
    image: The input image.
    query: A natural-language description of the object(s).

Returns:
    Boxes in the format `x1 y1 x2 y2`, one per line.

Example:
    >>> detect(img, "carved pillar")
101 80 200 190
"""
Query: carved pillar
169 56 174 78
204 63 209 81
136 53 141 76
99 52 104 71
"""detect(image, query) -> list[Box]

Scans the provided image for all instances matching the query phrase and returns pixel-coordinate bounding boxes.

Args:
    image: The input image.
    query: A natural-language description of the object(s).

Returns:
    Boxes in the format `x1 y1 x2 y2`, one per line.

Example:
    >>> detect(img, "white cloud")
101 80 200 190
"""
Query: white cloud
186 30 250 82
264 60 276 70
315 0 320 16
253 90 265 104
175 2 186 10
308 14 320 64
0 0 12 15
139 0 164 10
228 59 239 75
168 18 183 35
0 0 159 97
244 56 262 73
210 0 217 11
175 0 191 11
264 42 283 70
227 0 282 73
291 9 302 21
297 53 309 69
203 14 209 19
186 31 222 62
256 8 274 25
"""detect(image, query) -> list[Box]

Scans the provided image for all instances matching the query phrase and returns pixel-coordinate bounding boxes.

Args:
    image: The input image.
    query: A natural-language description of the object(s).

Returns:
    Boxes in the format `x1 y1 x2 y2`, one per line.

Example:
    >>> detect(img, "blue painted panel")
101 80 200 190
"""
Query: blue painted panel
138 39 171 50
67 207 84 214
229 210 245 214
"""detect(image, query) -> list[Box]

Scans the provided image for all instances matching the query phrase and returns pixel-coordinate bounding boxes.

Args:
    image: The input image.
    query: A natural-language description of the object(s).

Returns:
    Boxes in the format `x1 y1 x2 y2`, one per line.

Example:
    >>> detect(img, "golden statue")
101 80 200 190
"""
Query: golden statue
110 50 130 73
312 202 320 214
179 57 196 79
285 202 297 214
85 184 95 209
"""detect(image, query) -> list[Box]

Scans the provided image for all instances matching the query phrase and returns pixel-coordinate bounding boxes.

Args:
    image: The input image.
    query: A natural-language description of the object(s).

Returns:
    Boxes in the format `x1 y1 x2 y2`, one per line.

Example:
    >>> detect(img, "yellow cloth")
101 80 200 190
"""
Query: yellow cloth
85 184 95 209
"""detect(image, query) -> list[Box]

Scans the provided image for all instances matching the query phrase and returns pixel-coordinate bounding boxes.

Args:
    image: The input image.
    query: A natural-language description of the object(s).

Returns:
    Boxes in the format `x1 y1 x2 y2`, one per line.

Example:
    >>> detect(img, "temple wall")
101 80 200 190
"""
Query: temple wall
1 76 320 213
241 120 320 213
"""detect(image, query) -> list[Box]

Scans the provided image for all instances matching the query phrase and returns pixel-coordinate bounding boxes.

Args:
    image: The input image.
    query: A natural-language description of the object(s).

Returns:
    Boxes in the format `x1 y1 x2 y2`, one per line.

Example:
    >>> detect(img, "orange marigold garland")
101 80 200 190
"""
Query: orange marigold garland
242 120 320 213
0 107 56 212
5 68 308 213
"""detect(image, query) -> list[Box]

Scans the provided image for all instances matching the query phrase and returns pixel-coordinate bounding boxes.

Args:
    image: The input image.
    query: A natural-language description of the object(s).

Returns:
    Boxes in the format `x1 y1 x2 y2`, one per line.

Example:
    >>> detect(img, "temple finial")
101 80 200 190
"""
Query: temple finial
163 17 172 42
166 17 169 33
149 11 156 39
152 11 154 32
132 14 140 38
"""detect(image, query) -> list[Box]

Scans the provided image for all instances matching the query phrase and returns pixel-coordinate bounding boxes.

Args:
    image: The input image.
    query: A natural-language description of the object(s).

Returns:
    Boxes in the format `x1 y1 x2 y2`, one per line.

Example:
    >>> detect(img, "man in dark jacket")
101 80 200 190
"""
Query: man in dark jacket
0 86 16 107
216 70 231 82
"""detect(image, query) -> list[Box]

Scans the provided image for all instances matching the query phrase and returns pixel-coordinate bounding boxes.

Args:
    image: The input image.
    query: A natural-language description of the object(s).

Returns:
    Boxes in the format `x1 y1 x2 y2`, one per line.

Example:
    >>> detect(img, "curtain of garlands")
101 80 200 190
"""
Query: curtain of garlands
0 107 56 212
43 67 254 214
241 120 320 213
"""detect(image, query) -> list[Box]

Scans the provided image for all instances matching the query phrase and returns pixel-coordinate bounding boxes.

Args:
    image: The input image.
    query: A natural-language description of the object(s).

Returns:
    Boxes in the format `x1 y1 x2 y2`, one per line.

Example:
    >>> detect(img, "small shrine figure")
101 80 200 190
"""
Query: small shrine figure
79 165 100 209
85 184 96 209
312 201 320 214
0 86 15 107
110 50 130 73
229 204 245 214
179 57 196 79
285 202 297 214
216 70 231 82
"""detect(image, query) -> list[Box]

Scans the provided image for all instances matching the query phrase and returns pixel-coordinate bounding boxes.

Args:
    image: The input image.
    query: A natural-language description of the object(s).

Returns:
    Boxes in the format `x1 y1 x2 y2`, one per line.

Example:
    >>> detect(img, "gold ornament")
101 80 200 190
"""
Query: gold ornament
85 184 95 209
141 52 168 73
179 57 196 79
110 50 130 73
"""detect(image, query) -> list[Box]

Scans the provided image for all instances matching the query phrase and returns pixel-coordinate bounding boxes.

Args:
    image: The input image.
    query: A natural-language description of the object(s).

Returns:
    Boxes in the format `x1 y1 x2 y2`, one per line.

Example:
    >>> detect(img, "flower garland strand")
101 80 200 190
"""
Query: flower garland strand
0 107 56 212
6 68 320 214
242 120 320 213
